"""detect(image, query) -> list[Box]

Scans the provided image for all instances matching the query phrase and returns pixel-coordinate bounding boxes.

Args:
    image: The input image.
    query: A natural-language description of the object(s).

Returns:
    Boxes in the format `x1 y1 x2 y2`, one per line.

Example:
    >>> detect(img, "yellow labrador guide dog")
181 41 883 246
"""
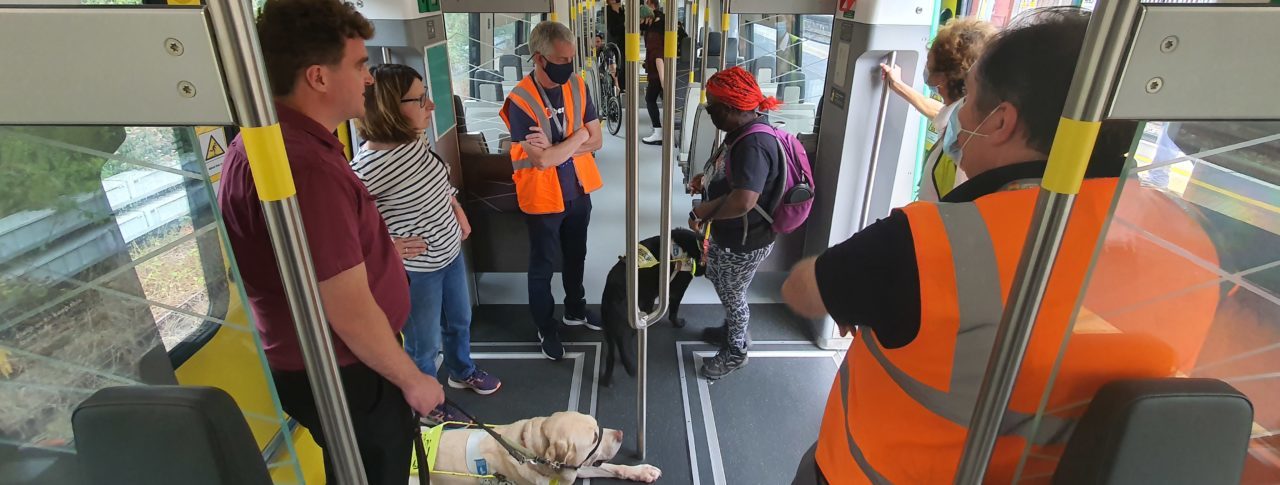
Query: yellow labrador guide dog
415 411 661 484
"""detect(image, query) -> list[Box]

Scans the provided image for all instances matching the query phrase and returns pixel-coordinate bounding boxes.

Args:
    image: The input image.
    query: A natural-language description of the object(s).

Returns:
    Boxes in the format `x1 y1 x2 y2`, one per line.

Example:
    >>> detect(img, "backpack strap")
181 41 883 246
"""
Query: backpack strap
734 124 790 224
723 122 795 227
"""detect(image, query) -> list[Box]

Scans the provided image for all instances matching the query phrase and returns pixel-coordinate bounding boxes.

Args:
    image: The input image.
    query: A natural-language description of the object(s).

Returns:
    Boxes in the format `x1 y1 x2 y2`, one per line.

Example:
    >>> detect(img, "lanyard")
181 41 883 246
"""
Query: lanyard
534 81 567 136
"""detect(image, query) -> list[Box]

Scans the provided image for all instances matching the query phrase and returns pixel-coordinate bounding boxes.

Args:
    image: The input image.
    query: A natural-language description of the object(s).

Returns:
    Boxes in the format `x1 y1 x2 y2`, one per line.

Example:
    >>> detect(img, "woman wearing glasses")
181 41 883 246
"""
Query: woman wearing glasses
353 64 500 425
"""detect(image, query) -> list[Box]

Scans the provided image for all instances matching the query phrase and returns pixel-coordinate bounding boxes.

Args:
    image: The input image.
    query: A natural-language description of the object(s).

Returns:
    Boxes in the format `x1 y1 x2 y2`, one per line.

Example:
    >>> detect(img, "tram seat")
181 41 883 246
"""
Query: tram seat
772 104 818 135
71 386 271 485
780 84 803 104
1053 378 1253 485
454 95 529 272
478 82 503 103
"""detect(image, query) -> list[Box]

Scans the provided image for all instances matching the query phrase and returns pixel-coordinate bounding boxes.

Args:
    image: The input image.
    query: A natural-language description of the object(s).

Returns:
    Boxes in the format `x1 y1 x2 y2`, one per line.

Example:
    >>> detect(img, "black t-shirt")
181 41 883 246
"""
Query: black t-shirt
606 6 625 42
643 10 666 73
702 116 780 252
814 160 1056 349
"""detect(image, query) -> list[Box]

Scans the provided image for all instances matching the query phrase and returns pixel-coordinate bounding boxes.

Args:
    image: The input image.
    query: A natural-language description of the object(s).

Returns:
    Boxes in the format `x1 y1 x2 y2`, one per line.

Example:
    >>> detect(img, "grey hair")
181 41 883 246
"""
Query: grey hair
530 21 574 57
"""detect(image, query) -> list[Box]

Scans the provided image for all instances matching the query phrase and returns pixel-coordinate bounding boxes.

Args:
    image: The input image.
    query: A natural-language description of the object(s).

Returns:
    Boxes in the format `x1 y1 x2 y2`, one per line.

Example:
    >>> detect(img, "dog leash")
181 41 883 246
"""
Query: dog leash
442 398 603 471
413 413 431 485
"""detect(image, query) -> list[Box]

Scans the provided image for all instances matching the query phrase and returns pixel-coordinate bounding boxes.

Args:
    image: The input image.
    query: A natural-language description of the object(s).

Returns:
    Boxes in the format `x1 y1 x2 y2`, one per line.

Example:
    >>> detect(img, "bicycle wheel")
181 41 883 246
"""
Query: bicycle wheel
606 96 622 136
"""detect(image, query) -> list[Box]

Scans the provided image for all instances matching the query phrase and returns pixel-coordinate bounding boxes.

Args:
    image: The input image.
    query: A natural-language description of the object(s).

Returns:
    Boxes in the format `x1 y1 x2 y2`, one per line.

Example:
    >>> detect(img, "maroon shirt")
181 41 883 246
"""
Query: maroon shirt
217 104 410 371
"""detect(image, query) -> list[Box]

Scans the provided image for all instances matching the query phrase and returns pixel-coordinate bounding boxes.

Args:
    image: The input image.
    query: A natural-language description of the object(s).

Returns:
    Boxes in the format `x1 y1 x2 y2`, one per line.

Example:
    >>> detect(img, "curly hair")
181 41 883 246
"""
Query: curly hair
928 17 996 101
706 66 781 112
257 0 374 97
357 64 424 145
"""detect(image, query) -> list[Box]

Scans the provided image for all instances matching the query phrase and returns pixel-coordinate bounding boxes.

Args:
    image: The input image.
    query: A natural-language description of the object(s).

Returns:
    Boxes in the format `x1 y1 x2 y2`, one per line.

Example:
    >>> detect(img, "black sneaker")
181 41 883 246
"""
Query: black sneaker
538 330 565 361
563 310 602 331
701 347 748 380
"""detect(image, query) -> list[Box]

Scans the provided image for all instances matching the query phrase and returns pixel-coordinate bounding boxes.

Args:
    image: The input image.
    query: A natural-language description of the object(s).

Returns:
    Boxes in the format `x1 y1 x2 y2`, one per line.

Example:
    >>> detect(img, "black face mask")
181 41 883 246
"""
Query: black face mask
542 58 575 85
706 103 733 131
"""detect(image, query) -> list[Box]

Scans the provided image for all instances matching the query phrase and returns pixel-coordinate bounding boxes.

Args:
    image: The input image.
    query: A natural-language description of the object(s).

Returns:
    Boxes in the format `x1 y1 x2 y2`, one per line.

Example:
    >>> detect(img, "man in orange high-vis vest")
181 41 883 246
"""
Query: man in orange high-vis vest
500 21 604 361
782 9 1218 484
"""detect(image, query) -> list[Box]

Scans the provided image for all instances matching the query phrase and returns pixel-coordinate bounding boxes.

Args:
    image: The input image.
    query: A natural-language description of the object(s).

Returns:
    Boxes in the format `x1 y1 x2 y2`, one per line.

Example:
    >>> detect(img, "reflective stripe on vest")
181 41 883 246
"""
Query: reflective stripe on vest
836 361 892 485
817 181 1118 484
565 75 585 132
506 85 548 171
817 179 1218 484
499 74 604 214
859 202 1076 447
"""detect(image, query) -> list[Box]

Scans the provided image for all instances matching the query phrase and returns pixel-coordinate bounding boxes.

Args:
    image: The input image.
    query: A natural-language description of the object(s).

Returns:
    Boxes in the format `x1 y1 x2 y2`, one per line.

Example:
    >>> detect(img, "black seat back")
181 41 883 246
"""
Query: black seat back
1053 378 1253 485
72 386 271 485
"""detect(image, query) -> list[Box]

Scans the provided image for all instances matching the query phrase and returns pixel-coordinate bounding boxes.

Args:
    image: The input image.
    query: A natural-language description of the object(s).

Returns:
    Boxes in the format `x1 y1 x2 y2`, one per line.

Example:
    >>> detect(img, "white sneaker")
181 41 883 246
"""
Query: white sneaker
642 129 662 145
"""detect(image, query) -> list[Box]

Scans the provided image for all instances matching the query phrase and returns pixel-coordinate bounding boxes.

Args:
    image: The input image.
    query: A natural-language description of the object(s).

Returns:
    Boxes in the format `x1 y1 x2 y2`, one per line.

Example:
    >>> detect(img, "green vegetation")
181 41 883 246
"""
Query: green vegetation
0 127 124 217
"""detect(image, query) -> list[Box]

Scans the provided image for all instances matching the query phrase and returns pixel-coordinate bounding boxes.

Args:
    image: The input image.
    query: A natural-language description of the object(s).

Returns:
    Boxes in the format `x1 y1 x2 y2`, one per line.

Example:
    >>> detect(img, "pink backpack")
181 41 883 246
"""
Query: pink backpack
724 124 815 234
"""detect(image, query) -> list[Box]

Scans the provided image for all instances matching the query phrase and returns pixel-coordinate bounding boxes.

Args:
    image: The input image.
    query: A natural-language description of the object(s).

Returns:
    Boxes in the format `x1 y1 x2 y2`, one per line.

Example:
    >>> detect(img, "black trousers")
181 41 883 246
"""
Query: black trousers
646 74 663 128
273 363 415 485
526 195 592 334
791 442 831 485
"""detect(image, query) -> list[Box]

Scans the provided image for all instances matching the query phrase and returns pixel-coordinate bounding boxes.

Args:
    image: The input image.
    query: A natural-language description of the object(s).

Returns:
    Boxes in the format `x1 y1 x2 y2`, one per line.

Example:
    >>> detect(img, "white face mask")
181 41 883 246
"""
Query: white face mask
942 97 998 169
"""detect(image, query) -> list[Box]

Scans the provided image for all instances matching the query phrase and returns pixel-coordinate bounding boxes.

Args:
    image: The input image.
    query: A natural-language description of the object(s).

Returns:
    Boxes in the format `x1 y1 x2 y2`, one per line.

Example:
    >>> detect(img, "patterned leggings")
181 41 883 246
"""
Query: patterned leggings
706 241 774 351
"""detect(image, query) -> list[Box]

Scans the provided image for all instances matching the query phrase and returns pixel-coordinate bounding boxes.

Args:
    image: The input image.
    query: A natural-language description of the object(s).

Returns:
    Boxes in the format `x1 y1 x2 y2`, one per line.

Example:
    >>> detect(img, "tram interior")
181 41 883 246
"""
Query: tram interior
0 0 1278 484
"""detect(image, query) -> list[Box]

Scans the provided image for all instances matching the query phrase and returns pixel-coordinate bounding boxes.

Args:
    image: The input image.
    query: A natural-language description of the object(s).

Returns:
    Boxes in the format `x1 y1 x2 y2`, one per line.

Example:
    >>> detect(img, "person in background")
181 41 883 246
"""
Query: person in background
499 21 605 361
880 17 996 201
352 64 501 426
686 67 783 380
604 0 627 93
641 0 667 145
217 0 443 482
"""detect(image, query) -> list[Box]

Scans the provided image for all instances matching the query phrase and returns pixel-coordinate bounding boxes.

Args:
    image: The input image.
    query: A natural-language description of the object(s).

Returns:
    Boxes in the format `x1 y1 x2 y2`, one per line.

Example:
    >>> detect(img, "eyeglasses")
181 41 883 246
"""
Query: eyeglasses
400 94 431 108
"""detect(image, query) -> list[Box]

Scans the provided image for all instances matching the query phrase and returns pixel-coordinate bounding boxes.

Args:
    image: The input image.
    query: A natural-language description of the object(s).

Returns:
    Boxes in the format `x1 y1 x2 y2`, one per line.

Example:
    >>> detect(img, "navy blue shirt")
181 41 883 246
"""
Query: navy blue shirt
505 80 599 202
703 116 781 252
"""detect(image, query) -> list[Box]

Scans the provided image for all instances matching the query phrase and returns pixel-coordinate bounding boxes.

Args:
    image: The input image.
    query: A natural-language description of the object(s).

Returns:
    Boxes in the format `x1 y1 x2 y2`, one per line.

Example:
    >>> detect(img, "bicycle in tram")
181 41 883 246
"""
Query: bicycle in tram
597 42 624 136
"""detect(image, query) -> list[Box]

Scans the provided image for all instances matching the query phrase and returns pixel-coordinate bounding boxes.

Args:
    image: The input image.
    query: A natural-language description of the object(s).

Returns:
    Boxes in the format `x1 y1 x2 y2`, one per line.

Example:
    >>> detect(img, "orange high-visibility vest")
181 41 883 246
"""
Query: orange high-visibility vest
499 73 603 214
815 179 1219 484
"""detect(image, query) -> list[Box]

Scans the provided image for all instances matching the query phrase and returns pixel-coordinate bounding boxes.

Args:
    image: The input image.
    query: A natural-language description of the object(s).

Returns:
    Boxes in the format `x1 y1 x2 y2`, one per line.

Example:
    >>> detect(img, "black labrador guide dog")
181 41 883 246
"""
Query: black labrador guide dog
601 228 705 386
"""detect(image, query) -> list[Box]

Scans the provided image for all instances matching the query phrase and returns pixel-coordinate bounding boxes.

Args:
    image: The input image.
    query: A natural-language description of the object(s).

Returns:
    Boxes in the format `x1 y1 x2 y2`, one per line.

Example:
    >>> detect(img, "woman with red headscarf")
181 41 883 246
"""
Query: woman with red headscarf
686 66 784 380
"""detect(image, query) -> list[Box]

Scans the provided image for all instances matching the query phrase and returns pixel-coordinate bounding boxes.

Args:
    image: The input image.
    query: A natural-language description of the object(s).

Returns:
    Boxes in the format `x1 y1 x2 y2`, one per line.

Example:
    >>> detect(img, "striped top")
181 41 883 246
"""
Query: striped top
351 138 460 272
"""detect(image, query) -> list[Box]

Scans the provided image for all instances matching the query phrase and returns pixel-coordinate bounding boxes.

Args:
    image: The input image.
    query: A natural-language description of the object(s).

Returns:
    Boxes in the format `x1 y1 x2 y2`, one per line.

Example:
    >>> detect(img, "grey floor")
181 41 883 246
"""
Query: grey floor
429 304 837 485
435 109 838 485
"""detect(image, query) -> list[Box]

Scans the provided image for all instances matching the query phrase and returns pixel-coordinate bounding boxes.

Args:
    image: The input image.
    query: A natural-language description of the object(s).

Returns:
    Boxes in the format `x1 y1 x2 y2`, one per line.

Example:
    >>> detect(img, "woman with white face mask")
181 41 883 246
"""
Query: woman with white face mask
880 17 995 201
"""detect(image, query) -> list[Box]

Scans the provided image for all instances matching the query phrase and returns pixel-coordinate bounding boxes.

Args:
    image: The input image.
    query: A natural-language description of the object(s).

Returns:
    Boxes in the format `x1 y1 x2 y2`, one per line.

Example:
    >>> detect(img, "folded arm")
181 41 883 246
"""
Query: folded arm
519 126 589 169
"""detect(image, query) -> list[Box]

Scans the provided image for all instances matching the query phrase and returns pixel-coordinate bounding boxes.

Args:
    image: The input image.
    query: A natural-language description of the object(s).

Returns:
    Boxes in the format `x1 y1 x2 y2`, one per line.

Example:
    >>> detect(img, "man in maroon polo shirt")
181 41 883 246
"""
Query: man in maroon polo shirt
216 0 444 482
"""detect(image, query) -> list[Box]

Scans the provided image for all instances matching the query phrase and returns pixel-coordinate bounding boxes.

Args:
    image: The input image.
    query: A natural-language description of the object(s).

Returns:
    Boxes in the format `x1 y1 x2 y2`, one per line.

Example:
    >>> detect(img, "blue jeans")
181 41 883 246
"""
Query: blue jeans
404 256 476 381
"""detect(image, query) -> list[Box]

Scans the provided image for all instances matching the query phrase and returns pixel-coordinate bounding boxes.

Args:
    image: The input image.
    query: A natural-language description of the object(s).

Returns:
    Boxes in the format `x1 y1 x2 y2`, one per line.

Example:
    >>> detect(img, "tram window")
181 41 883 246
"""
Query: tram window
1024 120 1280 483
0 126 227 366
448 13 541 153
733 14 831 135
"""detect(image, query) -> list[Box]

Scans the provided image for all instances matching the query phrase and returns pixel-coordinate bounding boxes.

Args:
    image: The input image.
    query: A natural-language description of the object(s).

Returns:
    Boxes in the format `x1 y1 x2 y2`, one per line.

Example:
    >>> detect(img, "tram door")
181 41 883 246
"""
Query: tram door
804 0 933 349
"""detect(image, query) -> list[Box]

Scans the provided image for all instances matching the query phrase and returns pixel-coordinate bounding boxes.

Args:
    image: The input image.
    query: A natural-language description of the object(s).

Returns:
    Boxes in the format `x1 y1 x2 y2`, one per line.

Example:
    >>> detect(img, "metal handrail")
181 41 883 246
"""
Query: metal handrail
711 0 732 150
205 0 367 483
860 51 896 230
953 1 1143 483
622 0 644 458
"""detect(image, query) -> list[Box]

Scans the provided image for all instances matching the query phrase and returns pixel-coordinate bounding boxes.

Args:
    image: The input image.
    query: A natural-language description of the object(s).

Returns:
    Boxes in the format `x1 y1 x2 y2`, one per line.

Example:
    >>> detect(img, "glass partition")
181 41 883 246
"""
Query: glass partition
1013 121 1280 482
0 126 304 484
446 12 542 153
733 13 830 135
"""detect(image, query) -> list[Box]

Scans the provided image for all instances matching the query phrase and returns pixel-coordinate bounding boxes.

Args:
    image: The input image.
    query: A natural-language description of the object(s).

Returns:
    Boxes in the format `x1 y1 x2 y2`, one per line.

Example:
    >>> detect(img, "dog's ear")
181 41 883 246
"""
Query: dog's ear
539 416 578 463
521 417 550 456
549 438 576 465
